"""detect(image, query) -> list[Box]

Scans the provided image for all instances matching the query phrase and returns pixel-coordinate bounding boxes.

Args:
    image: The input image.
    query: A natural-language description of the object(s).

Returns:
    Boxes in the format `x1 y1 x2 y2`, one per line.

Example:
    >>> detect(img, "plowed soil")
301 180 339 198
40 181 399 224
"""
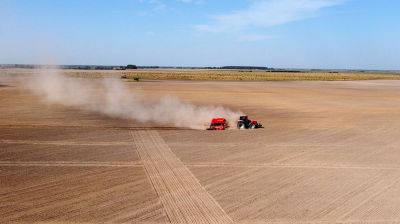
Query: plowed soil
2 73 400 223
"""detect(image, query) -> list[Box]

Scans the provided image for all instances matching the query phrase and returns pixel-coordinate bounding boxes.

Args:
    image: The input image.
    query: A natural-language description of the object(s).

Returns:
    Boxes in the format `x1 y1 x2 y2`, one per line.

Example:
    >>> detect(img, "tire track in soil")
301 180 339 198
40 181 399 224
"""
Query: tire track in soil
186 162 400 171
131 130 233 224
0 139 133 146
0 124 189 131
0 161 143 167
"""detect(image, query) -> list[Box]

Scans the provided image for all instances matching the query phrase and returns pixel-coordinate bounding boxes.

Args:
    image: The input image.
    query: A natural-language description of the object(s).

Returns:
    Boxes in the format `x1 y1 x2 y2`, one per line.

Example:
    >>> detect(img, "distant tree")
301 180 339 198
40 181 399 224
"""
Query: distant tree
126 64 138 69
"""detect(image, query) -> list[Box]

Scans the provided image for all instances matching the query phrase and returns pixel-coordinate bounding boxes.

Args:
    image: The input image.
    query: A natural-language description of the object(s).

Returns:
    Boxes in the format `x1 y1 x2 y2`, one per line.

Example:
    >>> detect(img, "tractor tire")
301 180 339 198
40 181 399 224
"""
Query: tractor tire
250 124 256 129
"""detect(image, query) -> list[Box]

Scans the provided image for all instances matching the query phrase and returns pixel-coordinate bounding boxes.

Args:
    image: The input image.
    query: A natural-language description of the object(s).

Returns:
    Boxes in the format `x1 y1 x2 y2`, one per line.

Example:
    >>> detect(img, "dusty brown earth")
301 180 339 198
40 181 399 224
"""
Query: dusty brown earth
2 73 400 223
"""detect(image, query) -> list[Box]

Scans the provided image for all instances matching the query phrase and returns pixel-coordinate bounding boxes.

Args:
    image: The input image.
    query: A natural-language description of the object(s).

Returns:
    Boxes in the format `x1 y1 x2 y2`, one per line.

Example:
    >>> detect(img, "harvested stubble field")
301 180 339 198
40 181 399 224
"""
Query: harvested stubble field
3 68 400 81
2 69 400 223
119 69 400 81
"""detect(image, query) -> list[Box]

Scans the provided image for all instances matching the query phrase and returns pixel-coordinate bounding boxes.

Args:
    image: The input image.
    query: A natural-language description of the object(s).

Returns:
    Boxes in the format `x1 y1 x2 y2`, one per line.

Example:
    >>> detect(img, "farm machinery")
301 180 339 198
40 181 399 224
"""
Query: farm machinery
207 115 263 130
207 118 229 130
237 115 263 129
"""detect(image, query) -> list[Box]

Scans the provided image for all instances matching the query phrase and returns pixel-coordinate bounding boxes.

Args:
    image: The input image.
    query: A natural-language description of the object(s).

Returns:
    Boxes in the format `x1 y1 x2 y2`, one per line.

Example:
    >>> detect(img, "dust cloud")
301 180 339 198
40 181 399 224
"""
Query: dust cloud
22 69 241 129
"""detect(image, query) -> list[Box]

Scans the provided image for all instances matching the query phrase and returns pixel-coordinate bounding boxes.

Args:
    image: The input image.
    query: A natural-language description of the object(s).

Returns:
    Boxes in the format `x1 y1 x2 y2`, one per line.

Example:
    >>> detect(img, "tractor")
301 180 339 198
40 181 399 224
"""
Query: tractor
237 115 263 129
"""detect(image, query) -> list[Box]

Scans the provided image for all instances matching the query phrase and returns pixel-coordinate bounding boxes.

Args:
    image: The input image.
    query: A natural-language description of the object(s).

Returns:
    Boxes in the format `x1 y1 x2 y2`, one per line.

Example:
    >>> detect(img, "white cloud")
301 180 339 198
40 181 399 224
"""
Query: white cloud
177 0 204 4
197 0 346 32
139 0 167 11
237 34 274 42
146 31 155 36
138 0 204 12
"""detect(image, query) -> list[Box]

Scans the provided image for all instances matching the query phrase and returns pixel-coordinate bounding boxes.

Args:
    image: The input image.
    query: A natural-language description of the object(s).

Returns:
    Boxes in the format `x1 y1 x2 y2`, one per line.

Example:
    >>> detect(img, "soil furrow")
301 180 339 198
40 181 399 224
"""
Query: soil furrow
131 130 233 224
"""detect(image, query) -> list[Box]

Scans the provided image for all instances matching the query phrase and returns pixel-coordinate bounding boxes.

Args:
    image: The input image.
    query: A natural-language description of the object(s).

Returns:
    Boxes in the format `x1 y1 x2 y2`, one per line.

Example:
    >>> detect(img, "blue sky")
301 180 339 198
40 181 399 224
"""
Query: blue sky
1 0 399 70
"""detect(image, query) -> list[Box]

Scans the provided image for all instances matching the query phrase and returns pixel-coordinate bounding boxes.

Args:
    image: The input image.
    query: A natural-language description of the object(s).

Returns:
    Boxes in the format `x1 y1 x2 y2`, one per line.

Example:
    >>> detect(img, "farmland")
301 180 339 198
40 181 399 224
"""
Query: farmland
2 69 400 223
2 68 400 81
119 69 400 81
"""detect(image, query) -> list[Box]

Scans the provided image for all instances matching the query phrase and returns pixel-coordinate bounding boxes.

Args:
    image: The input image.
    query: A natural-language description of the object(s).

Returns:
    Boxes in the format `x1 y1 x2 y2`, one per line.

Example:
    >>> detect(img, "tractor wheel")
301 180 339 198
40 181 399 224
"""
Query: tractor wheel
250 124 256 129
240 124 245 129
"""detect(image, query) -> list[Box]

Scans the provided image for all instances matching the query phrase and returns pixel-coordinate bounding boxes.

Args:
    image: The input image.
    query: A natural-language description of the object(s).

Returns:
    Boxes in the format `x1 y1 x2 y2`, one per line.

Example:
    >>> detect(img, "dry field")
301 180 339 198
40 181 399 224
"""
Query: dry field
119 69 400 81
2 68 400 81
2 70 400 223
